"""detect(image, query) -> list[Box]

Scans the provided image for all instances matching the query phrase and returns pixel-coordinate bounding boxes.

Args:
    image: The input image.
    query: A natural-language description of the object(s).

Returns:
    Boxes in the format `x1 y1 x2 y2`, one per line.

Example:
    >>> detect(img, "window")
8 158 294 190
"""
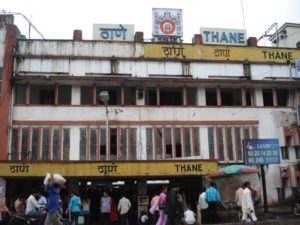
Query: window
52 128 59 160
217 127 225 161
21 128 29 160
15 85 26 104
146 128 153 160
206 88 217 106
187 88 197 105
81 86 93 105
244 127 251 140
110 128 117 160
185 128 192 157
58 85 72 105
245 89 254 106
227 127 234 161
11 126 71 161
63 128 70 160
130 128 137 160
166 128 172 158
80 128 87 160
194 128 201 156
262 89 273 106
221 88 242 106
277 89 289 106
295 146 300 159
120 128 127 160
90 129 97 160
175 128 182 158
236 127 243 161
252 127 258 139
208 127 215 159
31 128 39 160
100 128 106 160
124 87 136 105
30 85 55 105
97 87 121 105
156 128 163 159
10 128 18 160
281 146 289 160
160 88 183 106
286 135 293 146
146 126 203 160
145 88 157 105
42 128 50 160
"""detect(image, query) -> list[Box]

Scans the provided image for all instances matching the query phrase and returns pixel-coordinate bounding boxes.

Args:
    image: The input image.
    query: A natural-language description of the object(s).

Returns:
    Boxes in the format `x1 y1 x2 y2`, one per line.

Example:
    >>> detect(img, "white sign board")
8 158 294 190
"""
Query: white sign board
152 8 183 37
93 24 134 41
200 27 247 46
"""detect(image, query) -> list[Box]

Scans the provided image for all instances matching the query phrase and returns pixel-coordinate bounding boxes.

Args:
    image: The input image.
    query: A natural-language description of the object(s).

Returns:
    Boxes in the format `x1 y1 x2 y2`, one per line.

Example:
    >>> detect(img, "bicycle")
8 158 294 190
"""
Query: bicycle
221 201 240 222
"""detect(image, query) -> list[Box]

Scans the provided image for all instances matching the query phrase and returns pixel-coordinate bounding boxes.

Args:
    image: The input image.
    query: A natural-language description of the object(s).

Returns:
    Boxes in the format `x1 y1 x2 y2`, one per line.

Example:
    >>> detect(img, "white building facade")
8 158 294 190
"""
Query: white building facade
1 18 300 208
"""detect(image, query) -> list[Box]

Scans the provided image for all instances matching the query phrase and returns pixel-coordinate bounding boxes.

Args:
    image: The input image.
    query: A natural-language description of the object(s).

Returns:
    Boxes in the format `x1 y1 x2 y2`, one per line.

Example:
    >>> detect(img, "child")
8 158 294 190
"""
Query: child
183 208 196 225
139 211 149 225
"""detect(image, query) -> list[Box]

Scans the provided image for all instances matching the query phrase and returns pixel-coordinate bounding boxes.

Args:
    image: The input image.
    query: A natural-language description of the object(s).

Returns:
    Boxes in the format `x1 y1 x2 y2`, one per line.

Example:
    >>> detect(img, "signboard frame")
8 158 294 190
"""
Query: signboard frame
243 138 281 165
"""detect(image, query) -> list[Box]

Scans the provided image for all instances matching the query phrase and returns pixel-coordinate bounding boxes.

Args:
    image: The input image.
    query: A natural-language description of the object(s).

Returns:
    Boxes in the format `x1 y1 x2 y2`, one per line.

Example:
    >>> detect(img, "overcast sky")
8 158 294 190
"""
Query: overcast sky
1 0 300 45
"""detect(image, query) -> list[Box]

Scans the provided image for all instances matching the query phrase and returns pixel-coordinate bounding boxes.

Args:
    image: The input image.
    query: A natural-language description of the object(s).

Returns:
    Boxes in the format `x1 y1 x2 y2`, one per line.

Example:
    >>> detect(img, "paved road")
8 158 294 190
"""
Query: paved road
208 206 300 225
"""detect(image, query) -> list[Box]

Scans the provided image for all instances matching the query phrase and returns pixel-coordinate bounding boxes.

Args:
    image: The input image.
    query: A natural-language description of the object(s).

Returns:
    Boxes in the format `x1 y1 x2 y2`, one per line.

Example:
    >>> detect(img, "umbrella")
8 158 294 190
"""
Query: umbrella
209 165 258 178
207 165 261 208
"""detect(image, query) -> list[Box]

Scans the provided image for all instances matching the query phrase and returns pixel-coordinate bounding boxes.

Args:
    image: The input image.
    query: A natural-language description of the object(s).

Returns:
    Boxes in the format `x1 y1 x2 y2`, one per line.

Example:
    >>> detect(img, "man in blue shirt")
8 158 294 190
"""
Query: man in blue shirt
44 173 64 225
205 181 221 224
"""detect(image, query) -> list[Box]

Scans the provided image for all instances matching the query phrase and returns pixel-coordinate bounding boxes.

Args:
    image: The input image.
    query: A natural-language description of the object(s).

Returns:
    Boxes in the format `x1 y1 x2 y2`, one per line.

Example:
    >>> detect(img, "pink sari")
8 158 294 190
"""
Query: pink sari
149 192 167 225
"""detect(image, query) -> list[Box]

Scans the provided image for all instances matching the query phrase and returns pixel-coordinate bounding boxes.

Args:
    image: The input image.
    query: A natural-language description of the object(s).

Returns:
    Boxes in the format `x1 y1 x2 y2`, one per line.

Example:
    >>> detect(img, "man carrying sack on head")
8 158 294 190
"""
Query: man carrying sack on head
44 173 66 225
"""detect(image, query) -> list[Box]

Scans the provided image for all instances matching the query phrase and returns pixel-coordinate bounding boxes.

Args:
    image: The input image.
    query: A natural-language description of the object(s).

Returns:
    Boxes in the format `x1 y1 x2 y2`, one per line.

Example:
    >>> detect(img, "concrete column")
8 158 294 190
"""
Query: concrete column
255 88 264 106
135 32 144 43
70 127 80 160
197 87 206 106
247 37 258 47
193 34 203 45
71 86 81 105
200 127 209 159
73 30 82 41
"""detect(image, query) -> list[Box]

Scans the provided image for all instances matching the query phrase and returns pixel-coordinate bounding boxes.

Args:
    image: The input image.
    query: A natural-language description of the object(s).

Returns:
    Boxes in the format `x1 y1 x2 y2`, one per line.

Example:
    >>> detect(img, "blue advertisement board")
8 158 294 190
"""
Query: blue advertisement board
297 105 300 125
244 139 280 165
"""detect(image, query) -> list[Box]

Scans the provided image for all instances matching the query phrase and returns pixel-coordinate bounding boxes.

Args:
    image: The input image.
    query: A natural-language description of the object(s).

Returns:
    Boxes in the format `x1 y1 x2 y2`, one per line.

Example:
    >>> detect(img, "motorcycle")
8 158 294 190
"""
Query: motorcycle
292 203 300 216
8 211 70 225
292 191 300 216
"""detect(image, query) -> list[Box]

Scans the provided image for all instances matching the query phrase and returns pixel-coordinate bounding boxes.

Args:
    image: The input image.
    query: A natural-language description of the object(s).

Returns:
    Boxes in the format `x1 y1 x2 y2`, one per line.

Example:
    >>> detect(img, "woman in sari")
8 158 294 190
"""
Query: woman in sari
149 185 168 225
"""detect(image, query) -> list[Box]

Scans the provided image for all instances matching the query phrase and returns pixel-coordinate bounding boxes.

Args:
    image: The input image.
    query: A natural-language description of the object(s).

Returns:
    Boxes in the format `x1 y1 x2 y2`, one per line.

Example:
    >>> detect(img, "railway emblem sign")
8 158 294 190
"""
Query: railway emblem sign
152 8 183 43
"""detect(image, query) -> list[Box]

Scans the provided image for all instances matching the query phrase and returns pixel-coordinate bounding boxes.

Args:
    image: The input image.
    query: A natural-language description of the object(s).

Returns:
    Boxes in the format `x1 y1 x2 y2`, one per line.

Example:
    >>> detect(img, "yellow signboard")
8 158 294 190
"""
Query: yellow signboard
0 161 218 177
144 44 300 63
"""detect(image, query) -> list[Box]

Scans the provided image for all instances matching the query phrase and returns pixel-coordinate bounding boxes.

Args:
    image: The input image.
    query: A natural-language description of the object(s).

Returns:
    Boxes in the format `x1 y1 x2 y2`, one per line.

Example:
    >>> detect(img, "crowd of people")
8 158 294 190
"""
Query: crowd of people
197 180 258 225
0 177 261 225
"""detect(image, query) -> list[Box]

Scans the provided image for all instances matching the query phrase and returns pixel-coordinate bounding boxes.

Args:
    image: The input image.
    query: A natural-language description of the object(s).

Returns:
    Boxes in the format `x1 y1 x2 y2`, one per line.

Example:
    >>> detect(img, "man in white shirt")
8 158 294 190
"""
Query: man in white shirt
235 183 244 220
118 193 131 225
25 189 45 225
241 182 258 225
235 183 244 208
198 188 208 224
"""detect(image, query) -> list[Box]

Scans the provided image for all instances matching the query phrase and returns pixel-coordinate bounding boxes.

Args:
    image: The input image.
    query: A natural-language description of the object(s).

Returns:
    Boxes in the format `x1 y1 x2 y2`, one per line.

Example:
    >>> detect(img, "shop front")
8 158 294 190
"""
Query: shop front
0 160 217 224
